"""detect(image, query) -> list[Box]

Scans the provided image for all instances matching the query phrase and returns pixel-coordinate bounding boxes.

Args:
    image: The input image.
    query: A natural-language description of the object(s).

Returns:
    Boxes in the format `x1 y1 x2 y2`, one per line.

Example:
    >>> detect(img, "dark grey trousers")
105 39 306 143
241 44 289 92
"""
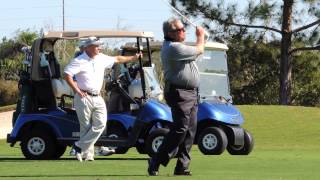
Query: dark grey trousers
154 85 198 170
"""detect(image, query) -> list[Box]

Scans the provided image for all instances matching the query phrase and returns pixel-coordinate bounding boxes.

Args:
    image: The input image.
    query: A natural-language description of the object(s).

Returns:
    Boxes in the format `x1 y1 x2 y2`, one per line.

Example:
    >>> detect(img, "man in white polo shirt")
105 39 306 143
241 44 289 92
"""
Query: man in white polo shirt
64 37 142 162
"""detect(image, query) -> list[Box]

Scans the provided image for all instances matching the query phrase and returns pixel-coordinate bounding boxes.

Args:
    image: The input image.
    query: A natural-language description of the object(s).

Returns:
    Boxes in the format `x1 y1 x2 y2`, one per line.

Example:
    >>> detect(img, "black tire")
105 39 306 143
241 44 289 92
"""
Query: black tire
135 142 147 154
21 129 57 160
145 128 169 157
107 127 129 154
227 130 254 155
197 127 228 155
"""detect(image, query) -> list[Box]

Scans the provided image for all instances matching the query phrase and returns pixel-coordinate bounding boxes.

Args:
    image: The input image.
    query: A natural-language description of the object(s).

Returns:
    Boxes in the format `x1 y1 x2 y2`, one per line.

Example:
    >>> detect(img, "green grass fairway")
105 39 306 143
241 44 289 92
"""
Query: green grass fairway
1 105 320 179
239 105 320 150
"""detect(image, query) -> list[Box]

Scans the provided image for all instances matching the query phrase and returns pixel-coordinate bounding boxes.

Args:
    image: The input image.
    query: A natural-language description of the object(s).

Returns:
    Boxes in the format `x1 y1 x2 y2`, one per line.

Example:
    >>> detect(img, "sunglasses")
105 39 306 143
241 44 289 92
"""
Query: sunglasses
171 27 185 33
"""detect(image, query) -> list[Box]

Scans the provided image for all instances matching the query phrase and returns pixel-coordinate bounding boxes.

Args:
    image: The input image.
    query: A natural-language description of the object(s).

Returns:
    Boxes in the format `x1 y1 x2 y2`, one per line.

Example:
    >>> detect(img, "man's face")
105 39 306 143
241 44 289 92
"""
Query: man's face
169 21 186 42
85 45 100 57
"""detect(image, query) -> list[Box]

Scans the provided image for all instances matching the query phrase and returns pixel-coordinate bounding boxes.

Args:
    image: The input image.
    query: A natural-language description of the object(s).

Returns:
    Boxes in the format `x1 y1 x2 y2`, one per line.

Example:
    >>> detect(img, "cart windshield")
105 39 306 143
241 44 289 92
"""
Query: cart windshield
197 50 231 101
143 66 163 100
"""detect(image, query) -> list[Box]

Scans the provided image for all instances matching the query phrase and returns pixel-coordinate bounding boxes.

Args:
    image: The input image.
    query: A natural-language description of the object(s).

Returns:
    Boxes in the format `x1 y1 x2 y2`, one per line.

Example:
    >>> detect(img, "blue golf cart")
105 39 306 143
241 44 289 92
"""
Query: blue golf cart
7 30 173 159
122 41 254 156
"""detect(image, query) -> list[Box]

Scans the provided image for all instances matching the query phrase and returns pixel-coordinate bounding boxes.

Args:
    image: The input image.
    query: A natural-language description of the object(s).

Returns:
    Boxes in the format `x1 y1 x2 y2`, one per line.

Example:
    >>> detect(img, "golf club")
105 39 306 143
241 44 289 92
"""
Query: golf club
162 0 210 40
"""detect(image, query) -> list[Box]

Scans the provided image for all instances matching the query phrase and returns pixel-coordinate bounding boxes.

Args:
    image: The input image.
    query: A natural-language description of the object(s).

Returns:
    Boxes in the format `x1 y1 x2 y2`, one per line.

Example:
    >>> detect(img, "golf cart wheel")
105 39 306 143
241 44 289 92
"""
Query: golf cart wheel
197 127 228 155
107 127 129 154
145 128 169 157
21 129 57 160
227 130 254 155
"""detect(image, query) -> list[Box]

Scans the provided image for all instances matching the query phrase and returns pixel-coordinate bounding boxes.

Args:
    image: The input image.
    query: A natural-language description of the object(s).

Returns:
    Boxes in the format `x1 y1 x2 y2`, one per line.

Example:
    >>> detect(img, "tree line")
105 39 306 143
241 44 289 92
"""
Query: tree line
172 0 320 105
0 29 319 106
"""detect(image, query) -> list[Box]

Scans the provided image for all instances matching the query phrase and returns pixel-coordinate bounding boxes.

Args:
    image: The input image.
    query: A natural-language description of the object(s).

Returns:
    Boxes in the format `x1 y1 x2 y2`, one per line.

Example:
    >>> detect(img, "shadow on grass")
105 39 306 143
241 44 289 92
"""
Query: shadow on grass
0 157 149 162
0 174 147 178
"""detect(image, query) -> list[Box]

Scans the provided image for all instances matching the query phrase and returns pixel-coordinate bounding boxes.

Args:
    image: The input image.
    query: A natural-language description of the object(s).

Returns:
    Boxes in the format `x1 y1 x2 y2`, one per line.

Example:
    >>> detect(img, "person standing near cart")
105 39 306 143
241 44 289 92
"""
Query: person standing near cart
147 18 205 175
68 39 116 157
64 37 142 162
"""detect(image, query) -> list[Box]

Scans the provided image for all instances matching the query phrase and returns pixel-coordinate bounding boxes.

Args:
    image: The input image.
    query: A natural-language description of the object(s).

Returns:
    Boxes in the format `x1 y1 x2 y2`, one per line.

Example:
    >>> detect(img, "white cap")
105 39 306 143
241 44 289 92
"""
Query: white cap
82 36 104 47
78 40 86 48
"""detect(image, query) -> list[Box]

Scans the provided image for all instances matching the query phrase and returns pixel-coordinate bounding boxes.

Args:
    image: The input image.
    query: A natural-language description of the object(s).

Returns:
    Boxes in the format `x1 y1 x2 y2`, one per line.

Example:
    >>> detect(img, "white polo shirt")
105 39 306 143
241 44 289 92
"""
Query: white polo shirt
64 52 115 94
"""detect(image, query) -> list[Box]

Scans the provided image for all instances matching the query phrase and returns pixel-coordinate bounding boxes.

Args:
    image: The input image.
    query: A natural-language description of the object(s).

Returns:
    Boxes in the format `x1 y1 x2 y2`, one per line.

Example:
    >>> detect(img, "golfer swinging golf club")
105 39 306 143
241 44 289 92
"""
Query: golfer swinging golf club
147 18 205 176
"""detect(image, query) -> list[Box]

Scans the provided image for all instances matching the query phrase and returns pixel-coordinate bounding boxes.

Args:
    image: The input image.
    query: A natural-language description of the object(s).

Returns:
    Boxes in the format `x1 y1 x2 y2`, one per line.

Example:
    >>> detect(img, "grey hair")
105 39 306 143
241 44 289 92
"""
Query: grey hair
162 18 181 37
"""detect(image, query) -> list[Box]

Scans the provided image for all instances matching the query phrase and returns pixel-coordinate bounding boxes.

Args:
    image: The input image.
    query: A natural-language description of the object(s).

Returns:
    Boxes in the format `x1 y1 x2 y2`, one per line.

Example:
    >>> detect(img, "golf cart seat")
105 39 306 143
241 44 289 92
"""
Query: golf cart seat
32 39 74 107
51 78 74 108
51 79 74 98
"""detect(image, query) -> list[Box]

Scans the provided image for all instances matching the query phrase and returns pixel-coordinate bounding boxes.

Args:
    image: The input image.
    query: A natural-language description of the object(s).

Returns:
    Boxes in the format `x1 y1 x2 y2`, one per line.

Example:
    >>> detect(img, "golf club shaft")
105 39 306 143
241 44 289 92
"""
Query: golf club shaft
162 0 210 39
162 0 197 27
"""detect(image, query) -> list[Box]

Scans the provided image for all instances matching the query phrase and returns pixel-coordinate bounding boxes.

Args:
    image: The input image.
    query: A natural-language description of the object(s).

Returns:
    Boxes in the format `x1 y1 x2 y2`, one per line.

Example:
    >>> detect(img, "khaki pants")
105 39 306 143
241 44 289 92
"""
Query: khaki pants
74 93 106 158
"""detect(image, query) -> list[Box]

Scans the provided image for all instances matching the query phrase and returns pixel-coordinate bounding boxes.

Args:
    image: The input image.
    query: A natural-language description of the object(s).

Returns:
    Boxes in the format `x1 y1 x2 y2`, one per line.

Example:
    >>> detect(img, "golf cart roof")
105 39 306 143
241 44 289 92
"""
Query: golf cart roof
204 42 228 50
30 30 154 81
43 30 154 39
121 41 228 52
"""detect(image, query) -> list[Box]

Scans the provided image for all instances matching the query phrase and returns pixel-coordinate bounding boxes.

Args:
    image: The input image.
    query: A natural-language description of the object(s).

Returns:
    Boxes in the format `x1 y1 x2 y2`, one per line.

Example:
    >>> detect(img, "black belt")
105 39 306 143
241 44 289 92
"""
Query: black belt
169 83 198 90
81 90 99 96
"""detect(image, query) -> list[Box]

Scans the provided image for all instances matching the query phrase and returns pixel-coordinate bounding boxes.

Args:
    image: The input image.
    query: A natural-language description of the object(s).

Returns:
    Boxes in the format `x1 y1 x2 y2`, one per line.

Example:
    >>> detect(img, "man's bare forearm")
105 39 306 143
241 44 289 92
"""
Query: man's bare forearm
196 26 205 55
115 52 142 64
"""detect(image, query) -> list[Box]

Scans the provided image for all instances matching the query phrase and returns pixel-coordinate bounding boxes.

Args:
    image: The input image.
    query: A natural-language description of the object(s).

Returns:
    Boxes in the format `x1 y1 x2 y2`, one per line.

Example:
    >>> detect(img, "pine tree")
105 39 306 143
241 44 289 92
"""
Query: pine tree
171 0 320 104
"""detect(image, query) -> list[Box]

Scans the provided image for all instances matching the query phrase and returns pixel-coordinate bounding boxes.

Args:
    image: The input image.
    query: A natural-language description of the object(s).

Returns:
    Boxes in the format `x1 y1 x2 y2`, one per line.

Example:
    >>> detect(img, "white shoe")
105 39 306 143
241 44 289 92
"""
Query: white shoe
84 156 94 161
72 144 82 162
76 152 83 162
96 146 115 156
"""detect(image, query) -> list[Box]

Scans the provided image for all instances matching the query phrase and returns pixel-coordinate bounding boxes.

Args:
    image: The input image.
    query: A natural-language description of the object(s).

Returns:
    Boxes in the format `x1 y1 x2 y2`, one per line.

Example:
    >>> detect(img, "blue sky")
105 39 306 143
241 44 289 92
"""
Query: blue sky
0 0 199 41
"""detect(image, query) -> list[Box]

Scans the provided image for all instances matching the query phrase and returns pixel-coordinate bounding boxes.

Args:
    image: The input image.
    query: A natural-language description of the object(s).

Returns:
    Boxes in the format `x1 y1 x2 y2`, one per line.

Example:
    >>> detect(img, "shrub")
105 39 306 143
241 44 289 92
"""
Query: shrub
0 80 18 106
